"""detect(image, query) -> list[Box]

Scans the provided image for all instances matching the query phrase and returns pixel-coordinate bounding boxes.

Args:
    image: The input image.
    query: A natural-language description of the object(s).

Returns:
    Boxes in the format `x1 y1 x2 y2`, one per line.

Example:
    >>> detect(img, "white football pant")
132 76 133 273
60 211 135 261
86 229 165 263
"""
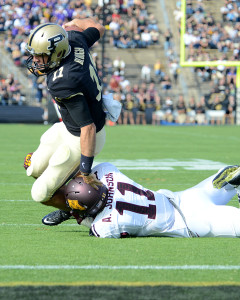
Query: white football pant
159 174 240 238
27 122 106 203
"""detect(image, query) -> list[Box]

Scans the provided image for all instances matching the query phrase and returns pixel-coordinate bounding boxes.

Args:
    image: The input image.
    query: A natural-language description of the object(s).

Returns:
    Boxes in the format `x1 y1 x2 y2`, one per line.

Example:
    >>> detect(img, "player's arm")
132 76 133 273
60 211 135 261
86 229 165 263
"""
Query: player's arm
63 17 105 38
79 122 96 173
62 95 103 189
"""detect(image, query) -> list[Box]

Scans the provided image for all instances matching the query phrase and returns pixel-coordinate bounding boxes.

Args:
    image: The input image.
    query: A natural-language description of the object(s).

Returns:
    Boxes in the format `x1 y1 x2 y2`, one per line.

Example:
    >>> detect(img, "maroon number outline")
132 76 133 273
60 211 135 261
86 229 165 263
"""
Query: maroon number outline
116 182 156 219
117 182 155 200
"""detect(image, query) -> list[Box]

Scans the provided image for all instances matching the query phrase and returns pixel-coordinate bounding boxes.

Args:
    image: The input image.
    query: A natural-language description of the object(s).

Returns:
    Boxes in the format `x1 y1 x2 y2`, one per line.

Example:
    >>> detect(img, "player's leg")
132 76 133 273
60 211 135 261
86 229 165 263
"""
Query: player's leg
176 172 236 206
188 204 240 238
32 125 106 203
174 190 240 237
26 122 64 178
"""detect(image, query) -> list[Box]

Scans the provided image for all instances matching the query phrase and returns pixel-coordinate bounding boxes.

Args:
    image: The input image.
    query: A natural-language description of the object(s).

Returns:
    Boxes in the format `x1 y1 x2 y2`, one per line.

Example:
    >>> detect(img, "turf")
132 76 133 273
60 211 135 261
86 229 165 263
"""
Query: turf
1 124 240 298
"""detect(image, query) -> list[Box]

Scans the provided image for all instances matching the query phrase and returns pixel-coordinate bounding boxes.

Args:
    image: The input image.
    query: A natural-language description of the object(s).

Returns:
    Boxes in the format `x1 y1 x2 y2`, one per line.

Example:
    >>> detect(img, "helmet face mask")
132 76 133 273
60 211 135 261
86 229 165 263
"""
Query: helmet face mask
26 53 52 76
65 176 108 218
26 23 70 76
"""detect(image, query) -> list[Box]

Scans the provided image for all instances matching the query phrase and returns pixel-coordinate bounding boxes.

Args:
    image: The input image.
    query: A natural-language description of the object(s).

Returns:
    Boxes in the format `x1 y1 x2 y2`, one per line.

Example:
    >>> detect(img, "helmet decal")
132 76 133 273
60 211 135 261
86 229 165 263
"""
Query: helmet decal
47 34 65 51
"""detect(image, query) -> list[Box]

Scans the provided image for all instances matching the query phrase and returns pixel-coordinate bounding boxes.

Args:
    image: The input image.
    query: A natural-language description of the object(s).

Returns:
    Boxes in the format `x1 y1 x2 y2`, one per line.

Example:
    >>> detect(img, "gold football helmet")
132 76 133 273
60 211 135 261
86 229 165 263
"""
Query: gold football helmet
26 23 70 76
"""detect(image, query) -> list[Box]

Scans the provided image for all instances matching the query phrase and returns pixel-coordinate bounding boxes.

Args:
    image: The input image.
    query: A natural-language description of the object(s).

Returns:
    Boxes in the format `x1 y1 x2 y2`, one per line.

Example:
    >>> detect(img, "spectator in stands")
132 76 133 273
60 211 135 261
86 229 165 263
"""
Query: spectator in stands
135 87 147 125
226 67 236 85
161 96 174 123
163 29 173 52
141 64 151 83
117 29 133 49
152 95 162 125
35 77 46 104
154 59 164 82
150 28 159 45
186 95 196 124
11 45 21 66
209 94 226 125
132 29 145 48
195 96 207 125
137 15 148 33
141 28 152 47
161 75 172 92
0 82 9 106
113 56 125 76
110 29 121 47
122 93 136 125
108 75 121 93
144 89 157 124
225 94 236 125
147 13 159 32
175 94 187 124
169 59 180 85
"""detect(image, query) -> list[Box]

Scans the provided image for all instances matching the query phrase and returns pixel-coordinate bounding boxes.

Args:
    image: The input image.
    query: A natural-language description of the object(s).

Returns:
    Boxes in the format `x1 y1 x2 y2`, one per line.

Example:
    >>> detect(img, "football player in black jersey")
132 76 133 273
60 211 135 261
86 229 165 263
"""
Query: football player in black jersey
25 18 107 213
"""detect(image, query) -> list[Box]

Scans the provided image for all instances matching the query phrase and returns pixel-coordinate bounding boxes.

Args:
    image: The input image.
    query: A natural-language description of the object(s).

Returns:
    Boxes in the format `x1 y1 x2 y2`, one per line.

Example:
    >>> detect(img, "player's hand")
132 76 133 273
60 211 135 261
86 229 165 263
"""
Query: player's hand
77 172 103 190
23 152 33 170
62 20 75 29
63 20 83 31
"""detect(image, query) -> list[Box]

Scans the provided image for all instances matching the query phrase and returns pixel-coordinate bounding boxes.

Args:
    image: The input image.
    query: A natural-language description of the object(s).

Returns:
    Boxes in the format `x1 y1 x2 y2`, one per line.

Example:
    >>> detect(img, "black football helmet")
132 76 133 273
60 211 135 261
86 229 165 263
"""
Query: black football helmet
65 176 108 218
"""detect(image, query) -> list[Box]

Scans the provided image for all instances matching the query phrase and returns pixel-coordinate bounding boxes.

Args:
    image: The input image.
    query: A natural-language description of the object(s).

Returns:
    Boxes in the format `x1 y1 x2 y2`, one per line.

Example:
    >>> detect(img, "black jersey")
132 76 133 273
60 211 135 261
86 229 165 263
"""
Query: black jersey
46 28 105 136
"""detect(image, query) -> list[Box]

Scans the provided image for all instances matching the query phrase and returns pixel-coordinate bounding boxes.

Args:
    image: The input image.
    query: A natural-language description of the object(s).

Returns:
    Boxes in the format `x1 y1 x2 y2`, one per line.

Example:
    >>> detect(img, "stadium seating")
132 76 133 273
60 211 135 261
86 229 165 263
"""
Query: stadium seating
0 0 238 125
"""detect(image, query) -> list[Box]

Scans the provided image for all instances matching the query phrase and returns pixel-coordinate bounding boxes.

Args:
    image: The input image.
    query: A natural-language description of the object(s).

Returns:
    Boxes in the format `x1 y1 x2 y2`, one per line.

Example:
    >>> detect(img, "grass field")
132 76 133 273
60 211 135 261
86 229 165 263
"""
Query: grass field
1 124 240 299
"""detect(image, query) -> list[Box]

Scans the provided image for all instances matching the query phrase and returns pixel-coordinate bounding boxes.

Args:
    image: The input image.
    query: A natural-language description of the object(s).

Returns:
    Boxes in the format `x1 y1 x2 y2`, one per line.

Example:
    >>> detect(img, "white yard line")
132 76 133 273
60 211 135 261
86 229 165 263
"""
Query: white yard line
1 265 240 270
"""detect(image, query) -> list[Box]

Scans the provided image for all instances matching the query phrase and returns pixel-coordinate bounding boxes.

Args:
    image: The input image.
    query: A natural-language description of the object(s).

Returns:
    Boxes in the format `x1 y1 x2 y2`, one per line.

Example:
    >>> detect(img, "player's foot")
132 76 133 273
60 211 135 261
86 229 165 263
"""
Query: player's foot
213 165 240 189
42 210 72 226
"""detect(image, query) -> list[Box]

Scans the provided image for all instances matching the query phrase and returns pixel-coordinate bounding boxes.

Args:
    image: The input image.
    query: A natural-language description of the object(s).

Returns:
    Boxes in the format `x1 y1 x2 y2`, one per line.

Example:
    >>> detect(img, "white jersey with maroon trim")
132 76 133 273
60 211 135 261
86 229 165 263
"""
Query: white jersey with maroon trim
90 163 176 238
90 163 240 239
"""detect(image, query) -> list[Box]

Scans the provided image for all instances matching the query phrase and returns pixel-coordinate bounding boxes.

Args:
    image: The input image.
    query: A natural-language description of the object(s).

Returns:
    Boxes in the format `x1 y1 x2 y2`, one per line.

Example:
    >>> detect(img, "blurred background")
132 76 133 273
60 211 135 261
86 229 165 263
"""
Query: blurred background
0 0 239 126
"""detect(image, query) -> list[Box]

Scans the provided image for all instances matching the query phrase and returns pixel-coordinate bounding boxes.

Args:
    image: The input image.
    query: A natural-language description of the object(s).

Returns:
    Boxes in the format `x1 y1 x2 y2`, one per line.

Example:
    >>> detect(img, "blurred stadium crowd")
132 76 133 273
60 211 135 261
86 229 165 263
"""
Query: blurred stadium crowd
0 0 238 125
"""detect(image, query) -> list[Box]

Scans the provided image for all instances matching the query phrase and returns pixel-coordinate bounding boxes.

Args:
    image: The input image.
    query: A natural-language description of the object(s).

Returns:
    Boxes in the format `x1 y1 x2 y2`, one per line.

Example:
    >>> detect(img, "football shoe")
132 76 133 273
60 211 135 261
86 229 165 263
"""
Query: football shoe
42 210 72 226
212 165 240 189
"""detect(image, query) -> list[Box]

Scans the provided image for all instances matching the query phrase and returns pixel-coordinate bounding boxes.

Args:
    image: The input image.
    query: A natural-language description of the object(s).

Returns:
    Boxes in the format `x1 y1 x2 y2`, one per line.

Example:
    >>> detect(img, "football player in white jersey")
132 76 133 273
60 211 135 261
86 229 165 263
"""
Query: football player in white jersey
43 162 240 238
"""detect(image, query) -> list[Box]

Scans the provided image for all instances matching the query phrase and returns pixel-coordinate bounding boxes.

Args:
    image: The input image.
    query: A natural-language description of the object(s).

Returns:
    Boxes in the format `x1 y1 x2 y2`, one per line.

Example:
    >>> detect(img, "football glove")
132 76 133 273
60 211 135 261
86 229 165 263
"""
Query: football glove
77 172 103 190
23 152 33 170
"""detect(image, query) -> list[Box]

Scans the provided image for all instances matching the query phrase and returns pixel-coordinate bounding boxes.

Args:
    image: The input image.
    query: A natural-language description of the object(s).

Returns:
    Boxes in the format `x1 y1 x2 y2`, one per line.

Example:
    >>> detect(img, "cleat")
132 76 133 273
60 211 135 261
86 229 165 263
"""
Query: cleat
213 165 239 189
42 210 72 226
225 167 240 186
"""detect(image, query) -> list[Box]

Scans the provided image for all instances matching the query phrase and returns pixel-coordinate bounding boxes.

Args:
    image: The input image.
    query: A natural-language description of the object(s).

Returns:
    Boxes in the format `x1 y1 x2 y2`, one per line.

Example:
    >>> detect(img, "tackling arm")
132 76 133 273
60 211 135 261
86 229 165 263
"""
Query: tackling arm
79 123 103 189
63 17 105 38
80 123 96 158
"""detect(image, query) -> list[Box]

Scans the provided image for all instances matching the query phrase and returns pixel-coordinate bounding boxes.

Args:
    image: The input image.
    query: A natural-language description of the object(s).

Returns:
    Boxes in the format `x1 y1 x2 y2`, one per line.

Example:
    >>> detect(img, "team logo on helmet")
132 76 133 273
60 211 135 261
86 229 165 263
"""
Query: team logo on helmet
47 34 64 51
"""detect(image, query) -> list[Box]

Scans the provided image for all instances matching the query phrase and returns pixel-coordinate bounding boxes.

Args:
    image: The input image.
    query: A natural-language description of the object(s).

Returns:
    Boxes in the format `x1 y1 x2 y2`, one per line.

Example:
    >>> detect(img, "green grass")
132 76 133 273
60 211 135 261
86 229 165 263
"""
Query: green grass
1 124 240 298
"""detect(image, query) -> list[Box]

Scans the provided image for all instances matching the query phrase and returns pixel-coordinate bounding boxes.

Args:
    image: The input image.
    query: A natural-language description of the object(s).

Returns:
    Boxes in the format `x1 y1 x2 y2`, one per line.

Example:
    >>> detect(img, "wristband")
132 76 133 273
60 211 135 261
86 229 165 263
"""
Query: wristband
79 154 94 174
